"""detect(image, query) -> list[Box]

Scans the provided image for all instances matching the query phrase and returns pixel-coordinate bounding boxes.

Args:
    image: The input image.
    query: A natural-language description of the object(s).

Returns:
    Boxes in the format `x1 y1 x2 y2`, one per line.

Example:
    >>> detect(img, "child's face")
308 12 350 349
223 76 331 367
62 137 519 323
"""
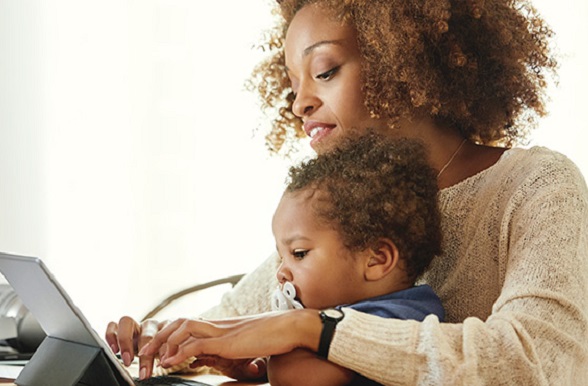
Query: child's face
272 190 369 310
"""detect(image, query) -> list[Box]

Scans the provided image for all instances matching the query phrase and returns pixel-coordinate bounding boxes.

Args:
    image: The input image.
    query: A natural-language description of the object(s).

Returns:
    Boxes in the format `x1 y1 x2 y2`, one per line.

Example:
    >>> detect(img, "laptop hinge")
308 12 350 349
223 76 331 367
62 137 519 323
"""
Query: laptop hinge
15 336 127 386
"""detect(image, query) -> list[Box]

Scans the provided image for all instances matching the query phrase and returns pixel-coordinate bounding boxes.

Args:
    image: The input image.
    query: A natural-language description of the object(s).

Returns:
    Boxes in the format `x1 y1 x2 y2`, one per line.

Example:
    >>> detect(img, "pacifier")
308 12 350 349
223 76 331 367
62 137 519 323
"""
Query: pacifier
271 281 304 310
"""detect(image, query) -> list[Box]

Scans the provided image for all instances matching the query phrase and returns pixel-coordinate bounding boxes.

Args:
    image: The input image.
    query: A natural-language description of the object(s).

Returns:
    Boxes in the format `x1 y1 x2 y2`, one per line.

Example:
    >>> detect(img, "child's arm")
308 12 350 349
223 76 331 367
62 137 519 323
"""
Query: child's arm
267 348 356 386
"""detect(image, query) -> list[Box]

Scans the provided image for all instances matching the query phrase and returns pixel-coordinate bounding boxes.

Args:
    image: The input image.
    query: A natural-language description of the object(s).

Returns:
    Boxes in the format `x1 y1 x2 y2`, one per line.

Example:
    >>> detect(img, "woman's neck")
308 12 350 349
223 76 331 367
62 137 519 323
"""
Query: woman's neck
394 118 507 189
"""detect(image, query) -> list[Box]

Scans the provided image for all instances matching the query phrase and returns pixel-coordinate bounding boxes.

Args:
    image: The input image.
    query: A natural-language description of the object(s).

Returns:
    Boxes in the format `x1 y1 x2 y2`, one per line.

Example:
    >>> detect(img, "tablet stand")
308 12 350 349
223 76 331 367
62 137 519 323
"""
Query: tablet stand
15 336 128 386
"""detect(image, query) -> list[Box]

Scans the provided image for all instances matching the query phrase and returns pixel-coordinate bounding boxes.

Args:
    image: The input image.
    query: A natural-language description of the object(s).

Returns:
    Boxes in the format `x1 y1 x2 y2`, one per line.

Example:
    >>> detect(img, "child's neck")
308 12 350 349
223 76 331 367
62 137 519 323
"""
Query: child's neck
367 273 414 300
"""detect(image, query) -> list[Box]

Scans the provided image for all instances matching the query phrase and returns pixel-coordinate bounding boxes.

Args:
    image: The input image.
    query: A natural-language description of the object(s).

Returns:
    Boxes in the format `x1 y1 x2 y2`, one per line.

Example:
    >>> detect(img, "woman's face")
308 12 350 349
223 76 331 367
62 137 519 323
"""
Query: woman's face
285 4 388 154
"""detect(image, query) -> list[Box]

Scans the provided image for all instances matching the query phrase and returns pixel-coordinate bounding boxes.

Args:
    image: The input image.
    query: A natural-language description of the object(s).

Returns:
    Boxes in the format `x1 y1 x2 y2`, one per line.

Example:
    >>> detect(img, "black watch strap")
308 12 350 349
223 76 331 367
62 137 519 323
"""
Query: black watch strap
318 308 344 359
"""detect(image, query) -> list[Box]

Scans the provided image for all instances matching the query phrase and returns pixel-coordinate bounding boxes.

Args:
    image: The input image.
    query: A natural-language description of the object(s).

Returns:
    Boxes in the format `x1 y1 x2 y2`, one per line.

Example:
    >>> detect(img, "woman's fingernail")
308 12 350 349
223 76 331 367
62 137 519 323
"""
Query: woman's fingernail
139 367 147 380
110 344 118 353
161 356 172 367
138 346 147 356
122 352 131 366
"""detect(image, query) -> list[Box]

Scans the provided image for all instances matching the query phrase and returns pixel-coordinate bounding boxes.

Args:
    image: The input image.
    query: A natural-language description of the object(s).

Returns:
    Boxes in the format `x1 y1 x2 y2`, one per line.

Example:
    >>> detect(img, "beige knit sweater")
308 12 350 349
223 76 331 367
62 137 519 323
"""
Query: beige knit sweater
202 146 588 385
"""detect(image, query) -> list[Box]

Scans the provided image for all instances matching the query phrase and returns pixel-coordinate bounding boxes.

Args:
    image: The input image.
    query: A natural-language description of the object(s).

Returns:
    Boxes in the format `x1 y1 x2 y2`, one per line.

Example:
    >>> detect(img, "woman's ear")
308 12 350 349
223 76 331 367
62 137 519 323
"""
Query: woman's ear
364 238 399 281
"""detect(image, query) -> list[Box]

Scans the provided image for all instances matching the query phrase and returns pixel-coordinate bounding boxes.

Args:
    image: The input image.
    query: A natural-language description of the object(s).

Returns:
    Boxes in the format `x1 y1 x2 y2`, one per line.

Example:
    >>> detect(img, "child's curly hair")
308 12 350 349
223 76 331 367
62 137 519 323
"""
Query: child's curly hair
286 132 441 281
249 0 557 153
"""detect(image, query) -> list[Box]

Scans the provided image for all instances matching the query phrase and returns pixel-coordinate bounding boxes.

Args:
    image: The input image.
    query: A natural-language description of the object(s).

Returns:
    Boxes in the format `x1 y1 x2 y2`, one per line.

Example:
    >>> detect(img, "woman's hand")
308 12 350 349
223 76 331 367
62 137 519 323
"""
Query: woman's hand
105 316 168 379
139 310 322 373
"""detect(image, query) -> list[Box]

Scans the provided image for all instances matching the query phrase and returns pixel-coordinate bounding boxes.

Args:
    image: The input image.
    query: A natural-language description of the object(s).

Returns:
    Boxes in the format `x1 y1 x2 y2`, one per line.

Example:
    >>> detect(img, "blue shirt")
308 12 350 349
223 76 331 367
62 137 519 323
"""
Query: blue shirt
338 284 444 322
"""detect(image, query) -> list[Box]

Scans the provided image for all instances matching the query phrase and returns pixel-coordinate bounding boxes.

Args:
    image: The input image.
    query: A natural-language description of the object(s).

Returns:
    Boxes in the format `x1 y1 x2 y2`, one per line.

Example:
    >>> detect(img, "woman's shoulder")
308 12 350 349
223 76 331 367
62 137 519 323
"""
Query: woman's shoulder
454 146 585 189
440 145 588 209
499 146 586 185
504 145 574 165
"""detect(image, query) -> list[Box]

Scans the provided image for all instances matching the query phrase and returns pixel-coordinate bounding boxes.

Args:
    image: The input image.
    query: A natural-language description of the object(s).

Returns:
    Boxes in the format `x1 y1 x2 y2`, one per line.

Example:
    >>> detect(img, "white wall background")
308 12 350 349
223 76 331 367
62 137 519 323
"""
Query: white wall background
0 0 586 333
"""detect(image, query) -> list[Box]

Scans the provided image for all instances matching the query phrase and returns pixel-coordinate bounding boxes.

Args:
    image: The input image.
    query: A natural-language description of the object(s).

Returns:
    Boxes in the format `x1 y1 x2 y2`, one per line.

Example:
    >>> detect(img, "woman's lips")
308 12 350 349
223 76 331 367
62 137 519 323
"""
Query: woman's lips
304 121 336 145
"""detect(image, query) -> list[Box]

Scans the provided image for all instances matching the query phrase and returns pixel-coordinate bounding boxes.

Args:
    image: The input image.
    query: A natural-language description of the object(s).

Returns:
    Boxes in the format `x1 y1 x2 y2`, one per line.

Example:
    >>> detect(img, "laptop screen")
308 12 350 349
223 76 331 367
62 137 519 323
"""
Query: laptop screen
0 252 136 385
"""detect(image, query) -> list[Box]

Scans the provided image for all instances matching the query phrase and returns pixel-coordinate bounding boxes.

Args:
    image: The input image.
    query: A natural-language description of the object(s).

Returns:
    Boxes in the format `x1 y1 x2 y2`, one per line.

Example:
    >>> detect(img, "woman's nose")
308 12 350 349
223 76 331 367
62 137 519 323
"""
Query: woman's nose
292 81 321 118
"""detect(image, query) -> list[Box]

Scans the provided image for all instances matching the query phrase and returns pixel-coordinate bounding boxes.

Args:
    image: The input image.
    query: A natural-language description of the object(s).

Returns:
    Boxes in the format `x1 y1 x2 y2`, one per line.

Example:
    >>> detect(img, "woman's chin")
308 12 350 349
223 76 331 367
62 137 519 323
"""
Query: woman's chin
310 130 339 154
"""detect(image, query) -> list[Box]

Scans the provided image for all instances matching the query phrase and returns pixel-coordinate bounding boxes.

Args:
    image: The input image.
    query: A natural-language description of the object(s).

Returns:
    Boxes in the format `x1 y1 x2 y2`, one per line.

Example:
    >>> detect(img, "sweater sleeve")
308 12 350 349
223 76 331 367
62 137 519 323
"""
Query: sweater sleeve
328 154 588 385
200 252 279 319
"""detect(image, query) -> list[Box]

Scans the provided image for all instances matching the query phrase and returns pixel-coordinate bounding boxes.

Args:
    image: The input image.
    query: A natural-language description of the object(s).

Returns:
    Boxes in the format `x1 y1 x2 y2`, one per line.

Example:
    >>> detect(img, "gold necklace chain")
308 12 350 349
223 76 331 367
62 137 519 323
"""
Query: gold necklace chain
437 139 467 178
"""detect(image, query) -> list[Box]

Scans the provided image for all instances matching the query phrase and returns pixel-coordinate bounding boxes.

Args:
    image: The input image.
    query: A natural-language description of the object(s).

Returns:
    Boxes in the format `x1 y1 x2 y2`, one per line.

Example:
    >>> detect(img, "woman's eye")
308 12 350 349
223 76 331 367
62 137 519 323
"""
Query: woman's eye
292 249 309 259
316 66 339 80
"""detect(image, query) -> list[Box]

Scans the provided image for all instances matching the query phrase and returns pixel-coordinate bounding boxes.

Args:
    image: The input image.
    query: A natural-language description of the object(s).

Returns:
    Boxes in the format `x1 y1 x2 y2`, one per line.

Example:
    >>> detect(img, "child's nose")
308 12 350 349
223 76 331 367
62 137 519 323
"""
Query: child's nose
276 262 292 284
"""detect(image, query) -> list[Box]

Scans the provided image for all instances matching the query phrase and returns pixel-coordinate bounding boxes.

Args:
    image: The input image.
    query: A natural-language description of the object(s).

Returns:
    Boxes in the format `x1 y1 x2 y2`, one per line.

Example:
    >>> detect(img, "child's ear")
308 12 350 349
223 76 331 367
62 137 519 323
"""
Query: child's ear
364 238 399 281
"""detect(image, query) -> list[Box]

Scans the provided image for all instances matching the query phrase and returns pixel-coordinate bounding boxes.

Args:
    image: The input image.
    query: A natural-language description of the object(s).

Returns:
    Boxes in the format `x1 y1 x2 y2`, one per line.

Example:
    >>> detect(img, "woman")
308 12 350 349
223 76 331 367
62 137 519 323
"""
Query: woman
107 0 588 384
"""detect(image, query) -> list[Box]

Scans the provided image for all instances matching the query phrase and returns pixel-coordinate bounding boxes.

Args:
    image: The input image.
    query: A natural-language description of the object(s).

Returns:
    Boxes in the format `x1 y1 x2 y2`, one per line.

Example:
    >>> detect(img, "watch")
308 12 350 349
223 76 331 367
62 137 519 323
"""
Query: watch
318 308 345 358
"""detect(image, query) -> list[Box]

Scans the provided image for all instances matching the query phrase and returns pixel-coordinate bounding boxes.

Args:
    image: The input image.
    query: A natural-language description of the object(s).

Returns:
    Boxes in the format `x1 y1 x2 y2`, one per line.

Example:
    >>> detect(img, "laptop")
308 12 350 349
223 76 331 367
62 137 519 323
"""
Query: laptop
0 252 210 386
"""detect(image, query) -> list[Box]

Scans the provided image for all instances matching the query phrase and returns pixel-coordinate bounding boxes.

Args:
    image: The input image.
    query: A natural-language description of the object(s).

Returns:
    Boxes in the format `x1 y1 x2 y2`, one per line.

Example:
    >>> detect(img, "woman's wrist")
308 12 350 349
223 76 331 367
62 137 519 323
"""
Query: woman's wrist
291 309 323 352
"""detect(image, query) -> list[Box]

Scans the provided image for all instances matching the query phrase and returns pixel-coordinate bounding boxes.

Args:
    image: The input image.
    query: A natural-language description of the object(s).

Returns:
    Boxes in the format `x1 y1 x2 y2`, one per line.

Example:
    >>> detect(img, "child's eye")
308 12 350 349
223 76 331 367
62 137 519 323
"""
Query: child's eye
316 66 339 80
292 249 309 259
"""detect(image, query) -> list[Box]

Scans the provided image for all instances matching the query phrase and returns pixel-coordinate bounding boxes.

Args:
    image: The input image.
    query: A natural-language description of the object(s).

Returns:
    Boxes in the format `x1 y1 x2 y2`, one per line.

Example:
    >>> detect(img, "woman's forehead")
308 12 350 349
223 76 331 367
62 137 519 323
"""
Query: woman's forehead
285 5 357 60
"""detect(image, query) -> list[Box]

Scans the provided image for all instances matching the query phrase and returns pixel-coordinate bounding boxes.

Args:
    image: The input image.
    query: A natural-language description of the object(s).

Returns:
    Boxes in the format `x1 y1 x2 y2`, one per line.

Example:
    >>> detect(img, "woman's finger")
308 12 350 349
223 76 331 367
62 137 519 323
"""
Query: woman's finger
104 321 120 353
139 318 186 357
136 319 160 379
116 316 141 366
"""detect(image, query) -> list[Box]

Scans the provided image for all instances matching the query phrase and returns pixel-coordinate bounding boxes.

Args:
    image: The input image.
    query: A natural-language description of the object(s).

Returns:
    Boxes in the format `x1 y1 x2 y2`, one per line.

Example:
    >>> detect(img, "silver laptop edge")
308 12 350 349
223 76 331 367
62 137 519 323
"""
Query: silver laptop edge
0 252 135 385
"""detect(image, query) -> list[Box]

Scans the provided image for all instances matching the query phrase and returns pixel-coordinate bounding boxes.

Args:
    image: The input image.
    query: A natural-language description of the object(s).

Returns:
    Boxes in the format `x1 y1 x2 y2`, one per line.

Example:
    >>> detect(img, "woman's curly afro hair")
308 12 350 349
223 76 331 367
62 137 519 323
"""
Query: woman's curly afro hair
285 132 442 281
248 0 557 153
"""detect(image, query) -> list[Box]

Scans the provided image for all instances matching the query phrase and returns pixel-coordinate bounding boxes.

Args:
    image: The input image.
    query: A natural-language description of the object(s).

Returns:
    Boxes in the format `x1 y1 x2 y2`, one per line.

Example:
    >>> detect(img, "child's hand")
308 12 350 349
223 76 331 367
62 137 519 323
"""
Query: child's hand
191 355 268 381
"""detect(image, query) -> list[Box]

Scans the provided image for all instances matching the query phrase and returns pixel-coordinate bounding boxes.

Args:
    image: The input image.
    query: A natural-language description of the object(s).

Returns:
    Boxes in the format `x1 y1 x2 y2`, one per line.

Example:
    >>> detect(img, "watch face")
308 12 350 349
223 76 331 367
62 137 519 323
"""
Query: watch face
322 308 344 321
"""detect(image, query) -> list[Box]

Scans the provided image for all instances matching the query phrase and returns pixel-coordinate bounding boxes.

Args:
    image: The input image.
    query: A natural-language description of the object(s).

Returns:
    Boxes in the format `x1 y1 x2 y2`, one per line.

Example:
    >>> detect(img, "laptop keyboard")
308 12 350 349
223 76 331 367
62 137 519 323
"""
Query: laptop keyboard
134 375 212 386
